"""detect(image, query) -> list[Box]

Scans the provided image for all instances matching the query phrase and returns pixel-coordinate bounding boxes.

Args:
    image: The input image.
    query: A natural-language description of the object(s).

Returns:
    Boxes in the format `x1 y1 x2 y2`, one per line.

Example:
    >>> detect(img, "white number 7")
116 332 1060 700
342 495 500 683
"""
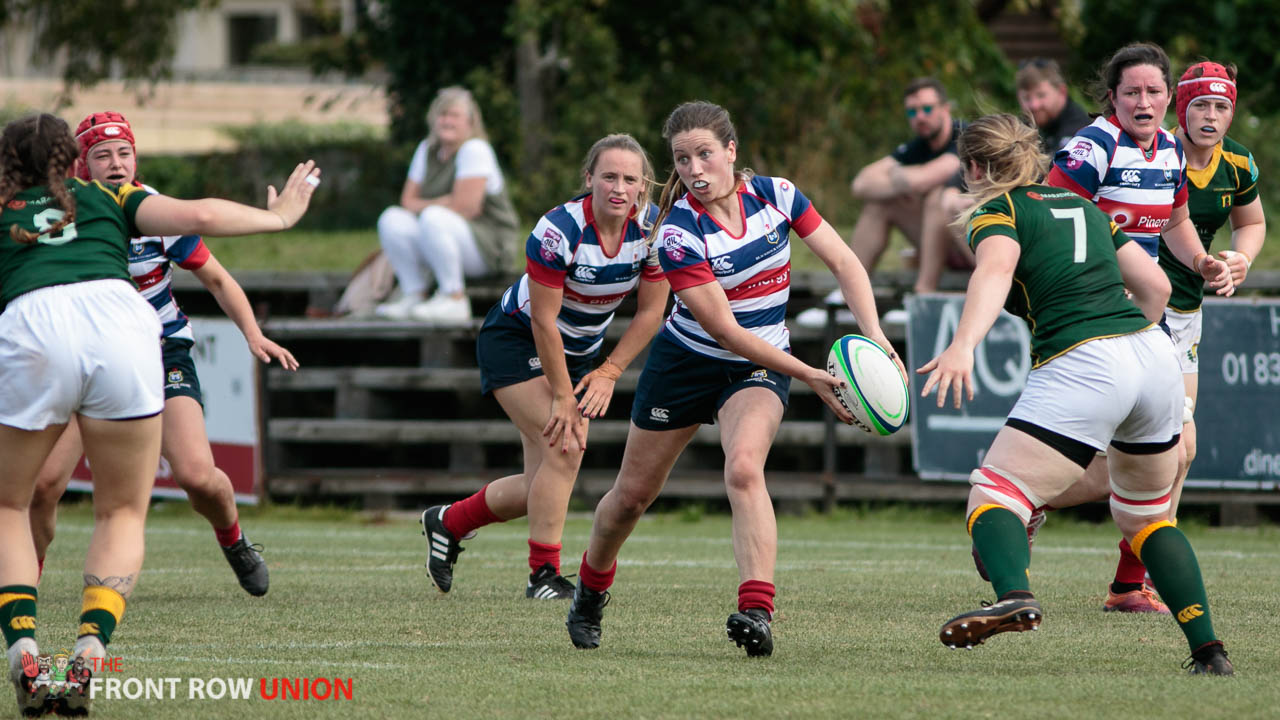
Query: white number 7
1050 207 1086 263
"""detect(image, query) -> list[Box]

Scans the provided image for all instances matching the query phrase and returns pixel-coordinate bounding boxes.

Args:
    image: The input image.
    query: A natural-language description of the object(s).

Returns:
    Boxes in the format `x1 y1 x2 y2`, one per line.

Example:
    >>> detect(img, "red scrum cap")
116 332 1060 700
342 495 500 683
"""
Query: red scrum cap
1176 62 1236 135
75 111 136 180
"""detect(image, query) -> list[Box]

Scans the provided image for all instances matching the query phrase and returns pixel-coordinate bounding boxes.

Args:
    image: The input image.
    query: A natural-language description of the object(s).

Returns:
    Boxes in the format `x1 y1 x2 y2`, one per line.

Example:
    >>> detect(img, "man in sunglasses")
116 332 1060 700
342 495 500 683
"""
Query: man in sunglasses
1016 57 1091 153
842 76 970 298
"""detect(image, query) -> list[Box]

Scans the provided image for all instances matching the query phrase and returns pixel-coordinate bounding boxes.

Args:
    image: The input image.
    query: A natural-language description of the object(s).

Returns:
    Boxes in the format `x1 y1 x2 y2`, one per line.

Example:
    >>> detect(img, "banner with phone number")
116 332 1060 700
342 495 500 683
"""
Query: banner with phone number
907 294 1280 490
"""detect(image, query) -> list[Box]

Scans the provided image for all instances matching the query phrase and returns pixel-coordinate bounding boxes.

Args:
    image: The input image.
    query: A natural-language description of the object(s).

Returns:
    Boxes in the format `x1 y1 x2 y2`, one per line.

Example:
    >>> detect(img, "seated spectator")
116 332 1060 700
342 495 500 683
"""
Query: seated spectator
375 86 519 323
802 77 971 329
1016 58 1092 153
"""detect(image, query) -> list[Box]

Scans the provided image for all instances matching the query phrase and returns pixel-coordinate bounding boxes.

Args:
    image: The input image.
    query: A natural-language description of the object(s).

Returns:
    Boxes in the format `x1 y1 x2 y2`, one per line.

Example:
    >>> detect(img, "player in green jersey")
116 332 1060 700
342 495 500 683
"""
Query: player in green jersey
918 113 1233 674
0 113 320 716
1161 60 1265 513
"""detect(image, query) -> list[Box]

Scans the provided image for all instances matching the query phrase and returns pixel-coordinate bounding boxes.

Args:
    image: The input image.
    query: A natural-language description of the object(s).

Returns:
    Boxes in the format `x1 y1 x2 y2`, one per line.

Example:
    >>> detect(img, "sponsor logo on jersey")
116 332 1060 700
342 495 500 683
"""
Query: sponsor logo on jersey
711 255 734 273
1026 192 1042 200
1111 211 1129 226
540 227 562 261
1066 140 1092 170
662 228 685 262
6 199 24 210
528 356 542 370
572 264 597 282
1120 169 1141 185
1136 215 1168 229
649 407 669 423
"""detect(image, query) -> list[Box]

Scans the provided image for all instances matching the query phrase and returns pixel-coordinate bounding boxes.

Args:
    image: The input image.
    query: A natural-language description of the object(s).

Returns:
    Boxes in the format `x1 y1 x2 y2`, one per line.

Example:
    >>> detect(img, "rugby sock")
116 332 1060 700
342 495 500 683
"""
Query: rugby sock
1132 523 1217 651
578 552 616 593
528 539 562 575
969 505 1032 598
737 580 775 617
78 586 125 646
0 586 37 647
1111 538 1147 593
442 485 502 539
214 519 243 548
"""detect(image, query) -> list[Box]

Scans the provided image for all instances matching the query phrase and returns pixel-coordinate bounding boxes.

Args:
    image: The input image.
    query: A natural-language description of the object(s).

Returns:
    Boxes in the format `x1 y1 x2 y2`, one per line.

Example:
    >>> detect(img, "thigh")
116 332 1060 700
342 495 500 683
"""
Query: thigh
160 395 214 471
615 422 699 499
161 339 204 404
981 425 1087 507
377 205 420 240
717 387 784 468
0 423 68 509
77 414 163 514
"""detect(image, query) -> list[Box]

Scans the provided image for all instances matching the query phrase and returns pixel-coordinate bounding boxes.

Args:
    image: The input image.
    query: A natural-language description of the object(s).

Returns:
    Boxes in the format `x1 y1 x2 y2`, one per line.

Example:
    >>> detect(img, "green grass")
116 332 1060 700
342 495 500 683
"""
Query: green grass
28 502 1280 718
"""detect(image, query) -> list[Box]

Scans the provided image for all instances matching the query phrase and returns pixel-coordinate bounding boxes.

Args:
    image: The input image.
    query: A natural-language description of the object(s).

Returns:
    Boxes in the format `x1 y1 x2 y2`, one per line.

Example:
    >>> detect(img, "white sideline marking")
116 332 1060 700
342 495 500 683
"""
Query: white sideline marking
925 415 1008 431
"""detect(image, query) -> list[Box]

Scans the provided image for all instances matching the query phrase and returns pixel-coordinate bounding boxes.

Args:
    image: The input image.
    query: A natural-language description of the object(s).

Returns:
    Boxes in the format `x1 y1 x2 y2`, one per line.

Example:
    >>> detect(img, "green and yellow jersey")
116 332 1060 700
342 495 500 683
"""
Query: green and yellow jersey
968 184 1151 368
0 179 148 306
1158 136 1259 313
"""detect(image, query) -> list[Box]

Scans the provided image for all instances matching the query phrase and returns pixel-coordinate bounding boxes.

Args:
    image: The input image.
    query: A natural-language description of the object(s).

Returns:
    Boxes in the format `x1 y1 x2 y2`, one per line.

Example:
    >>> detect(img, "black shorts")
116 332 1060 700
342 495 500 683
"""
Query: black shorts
476 303 595 395
631 333 790 430
161 337 203 405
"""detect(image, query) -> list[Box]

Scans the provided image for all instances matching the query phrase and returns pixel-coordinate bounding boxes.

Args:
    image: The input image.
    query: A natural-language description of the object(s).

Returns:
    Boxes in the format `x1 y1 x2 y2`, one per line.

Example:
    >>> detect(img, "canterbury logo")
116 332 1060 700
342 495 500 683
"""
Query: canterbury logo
1120 169 1141 184
1176 604 1204 624
1209 82 1227 93
9 616 35 631
649 407 669 422
78 622 100 636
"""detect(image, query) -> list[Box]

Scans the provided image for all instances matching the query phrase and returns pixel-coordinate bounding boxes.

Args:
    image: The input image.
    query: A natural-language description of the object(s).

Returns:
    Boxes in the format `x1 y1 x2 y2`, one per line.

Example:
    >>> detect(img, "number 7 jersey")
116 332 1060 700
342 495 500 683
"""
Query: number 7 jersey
967 185 1152 367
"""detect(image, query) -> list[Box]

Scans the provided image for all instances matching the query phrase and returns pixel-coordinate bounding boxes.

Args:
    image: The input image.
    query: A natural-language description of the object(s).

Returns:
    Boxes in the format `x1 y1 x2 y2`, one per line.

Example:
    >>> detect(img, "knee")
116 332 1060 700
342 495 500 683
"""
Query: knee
723 457 765 496
377 206 414 240
611 481 660 520
170 456 218 495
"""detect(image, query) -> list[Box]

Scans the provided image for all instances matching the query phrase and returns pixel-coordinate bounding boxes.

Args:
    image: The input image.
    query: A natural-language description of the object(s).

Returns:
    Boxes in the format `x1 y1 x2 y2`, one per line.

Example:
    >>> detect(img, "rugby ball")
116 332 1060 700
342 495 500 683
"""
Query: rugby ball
826 334 909 435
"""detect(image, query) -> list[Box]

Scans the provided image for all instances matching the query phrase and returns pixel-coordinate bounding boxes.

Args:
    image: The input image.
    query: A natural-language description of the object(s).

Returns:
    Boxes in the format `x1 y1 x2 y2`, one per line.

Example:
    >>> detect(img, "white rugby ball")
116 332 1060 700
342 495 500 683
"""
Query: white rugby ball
826 334 909 435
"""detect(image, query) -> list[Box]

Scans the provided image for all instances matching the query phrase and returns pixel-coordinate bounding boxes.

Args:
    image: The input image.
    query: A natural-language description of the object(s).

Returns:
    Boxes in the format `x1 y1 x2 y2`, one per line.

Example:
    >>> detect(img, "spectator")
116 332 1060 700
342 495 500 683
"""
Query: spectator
374 87 519 323
1016 58 1092 153
800 77 970 328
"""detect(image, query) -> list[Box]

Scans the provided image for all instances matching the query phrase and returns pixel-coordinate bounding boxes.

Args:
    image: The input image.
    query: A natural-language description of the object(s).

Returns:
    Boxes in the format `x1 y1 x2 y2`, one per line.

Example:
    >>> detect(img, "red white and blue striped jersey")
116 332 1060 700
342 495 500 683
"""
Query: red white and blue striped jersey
502 194 662 356
128 184 211 342
1047 116 1187 258
657 175 822 363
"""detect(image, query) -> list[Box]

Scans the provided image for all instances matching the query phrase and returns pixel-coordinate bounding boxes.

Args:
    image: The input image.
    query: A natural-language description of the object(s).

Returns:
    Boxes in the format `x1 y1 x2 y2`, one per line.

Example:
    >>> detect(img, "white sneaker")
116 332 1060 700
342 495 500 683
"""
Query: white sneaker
796 306 856 328
410 293 472 324
374 293 423 320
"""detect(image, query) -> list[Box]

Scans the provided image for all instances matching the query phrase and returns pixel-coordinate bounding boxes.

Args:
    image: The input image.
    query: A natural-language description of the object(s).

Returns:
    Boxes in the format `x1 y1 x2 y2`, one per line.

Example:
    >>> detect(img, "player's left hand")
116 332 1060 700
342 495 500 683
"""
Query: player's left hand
865 331 908 390
917 345 975 409
249 336 299 370
574 359 623 419
266 160 322 229
1218 250 1249 287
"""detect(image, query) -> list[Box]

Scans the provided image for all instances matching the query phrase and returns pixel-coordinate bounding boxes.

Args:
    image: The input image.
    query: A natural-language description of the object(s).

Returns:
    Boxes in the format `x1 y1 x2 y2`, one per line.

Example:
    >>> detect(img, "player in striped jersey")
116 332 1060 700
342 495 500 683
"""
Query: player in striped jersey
922 113 1232 675
419 135 669 600
25 112 298 600
1043 43 1233 614
0 113 319 716
566 101 903 657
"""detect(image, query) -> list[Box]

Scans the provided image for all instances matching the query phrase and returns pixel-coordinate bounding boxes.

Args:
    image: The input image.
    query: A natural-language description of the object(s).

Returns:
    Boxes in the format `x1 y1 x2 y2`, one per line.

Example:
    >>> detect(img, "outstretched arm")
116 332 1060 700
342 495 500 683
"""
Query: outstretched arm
917 234 1020 408
192 254 298 370
134 161 321 238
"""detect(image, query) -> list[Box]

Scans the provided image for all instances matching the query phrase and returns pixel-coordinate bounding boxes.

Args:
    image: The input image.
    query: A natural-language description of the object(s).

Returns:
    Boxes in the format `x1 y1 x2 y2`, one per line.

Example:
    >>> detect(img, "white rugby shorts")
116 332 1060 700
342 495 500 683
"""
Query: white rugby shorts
1008 327 1181 450
0 279 163 430
1163 307 1202 374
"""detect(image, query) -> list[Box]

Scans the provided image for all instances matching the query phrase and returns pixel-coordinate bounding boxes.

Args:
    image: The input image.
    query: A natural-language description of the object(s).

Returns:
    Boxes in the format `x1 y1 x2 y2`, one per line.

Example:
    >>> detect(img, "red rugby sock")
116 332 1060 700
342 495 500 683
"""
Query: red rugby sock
1114 538 1148 585
528 540 562 574
214 519 242 548
442 485 502 538
738 580 776 616
578 552 616 593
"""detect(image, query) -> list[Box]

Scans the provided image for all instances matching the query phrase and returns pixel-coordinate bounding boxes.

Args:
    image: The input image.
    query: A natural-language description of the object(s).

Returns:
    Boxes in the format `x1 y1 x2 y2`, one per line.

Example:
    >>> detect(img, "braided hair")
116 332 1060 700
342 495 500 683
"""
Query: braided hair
0 113 80 244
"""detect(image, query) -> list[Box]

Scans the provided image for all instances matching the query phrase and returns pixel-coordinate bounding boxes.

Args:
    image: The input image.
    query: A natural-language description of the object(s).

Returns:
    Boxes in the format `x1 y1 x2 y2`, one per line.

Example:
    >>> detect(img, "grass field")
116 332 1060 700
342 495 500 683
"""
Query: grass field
27 502 1279 719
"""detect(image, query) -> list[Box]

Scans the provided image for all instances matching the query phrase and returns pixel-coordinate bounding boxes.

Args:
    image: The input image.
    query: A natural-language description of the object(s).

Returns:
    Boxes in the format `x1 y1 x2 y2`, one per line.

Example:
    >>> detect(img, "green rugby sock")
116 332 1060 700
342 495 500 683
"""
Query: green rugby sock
970 505 1031 598
1133 523 1216 651
0 585 37 647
